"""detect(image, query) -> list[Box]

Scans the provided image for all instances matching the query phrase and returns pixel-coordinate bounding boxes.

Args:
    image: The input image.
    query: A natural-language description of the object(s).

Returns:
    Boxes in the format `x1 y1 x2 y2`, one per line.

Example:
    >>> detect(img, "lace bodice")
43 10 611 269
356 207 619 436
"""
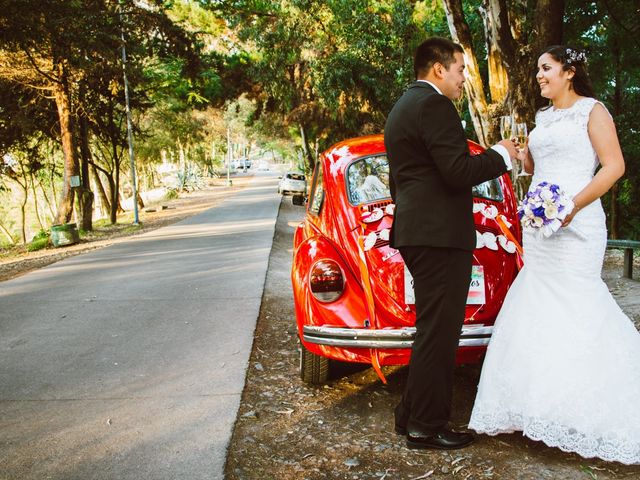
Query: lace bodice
528 97 602 196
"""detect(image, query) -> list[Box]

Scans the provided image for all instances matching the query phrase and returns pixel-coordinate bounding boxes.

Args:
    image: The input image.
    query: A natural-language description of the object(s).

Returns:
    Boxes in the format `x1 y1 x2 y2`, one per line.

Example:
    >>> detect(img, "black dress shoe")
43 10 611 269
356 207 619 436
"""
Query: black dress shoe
406 428 474 450
394 424 407 435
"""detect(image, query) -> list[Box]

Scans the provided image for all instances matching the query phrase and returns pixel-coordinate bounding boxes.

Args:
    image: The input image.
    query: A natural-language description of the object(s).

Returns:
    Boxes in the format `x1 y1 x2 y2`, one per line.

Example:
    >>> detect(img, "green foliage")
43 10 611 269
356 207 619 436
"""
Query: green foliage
175 164 206 192
565 0 640 239
164 188 180 200
27 229 50 252
208 0 451 153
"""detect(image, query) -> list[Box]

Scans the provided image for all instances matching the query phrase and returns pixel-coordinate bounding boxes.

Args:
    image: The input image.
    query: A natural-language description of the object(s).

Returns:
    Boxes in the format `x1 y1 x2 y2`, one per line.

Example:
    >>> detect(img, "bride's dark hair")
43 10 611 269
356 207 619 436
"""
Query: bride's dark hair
541 45 596 98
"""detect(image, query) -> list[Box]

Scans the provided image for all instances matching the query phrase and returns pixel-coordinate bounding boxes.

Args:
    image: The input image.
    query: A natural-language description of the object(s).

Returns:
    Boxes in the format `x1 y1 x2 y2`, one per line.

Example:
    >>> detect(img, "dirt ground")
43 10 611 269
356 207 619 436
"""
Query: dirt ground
0 174 254 283
224 198 640 480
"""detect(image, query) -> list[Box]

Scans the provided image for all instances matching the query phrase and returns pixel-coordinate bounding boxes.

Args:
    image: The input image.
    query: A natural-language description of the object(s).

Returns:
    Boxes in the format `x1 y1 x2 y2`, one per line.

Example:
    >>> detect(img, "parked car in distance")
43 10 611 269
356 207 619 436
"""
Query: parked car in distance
291 134 522 384
278 171 307 195
231 158 251 170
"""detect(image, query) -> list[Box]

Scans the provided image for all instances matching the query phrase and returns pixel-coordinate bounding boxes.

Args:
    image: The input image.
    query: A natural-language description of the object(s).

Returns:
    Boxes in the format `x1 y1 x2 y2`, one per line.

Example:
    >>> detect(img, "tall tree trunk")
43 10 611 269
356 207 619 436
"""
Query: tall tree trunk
443 0 492 146
0 220 16 245
609 32 622 239
52 63 80 225
49 142 58 211
479 3 508 105
91 163 112 217
299 123 315 172
29 171 46 230
109 138 123 223
36 176 57 221
443 0 564 200
17 164 29 244
18 182 28 244
78 94 94 231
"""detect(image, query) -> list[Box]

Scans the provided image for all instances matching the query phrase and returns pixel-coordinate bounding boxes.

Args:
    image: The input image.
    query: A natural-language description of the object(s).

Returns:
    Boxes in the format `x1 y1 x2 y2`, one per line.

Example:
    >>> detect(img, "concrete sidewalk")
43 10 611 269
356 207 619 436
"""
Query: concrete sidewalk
0 173 281 480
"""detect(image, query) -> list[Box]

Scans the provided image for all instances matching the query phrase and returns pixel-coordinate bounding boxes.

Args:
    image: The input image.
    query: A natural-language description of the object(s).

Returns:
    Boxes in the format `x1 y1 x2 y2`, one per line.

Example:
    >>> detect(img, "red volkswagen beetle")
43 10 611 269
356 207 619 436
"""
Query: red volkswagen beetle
292 134 521 384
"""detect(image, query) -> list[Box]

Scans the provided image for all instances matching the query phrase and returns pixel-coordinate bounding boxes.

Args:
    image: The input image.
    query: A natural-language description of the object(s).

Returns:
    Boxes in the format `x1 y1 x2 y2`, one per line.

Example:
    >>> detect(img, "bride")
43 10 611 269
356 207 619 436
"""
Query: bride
468 45 639 464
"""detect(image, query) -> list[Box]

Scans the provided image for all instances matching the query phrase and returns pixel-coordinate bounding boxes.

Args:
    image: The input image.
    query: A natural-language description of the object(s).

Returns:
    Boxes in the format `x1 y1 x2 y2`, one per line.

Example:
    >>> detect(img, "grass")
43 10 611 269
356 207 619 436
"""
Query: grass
27 236 50 252
1 216 145 260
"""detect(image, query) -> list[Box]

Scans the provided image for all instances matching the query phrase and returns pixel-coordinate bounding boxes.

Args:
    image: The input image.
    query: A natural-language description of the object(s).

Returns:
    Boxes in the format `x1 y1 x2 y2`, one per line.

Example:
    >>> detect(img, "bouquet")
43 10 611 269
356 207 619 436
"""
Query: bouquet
517 182 578 238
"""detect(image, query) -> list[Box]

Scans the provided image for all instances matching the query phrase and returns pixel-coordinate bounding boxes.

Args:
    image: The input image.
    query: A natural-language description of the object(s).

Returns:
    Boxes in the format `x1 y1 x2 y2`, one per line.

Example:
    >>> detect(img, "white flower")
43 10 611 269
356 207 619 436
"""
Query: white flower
544 203 559 219
539 188 554 201
532 216 544 228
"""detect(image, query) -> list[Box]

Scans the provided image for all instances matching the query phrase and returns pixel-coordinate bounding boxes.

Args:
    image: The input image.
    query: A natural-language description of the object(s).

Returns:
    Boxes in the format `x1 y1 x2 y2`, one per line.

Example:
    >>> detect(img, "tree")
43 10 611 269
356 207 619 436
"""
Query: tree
442 0 564 198
207 0 434 171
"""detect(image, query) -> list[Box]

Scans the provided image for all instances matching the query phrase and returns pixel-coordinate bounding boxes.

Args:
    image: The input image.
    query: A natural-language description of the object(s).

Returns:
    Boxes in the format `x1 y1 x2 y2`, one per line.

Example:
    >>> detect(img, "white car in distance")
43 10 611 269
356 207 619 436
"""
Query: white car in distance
278 171 306 195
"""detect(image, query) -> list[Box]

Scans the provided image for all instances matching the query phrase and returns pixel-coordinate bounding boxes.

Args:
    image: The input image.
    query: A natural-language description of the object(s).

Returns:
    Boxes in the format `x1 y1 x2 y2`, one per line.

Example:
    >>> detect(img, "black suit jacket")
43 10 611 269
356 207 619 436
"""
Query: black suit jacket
384 82 508 251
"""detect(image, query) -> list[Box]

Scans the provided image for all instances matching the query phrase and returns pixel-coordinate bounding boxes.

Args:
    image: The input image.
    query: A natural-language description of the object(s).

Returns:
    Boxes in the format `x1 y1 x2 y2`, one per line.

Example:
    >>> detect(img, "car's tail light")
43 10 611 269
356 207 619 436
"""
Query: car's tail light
310 260 344 302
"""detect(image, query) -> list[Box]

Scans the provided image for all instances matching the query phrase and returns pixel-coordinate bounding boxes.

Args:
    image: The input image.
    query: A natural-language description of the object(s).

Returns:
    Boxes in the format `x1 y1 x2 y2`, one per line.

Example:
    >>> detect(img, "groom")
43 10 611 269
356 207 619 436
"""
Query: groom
384 37 516 450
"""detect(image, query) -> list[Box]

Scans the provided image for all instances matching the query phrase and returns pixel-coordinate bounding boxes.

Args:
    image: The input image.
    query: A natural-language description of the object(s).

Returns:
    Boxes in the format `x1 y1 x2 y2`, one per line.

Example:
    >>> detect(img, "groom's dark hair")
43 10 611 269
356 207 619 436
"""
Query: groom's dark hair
414 37 464 78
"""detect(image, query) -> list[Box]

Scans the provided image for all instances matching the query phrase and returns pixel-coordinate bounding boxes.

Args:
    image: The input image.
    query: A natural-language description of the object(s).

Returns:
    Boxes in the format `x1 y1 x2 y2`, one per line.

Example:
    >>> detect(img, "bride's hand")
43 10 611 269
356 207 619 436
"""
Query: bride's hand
562 205 580 227
515 143 528 163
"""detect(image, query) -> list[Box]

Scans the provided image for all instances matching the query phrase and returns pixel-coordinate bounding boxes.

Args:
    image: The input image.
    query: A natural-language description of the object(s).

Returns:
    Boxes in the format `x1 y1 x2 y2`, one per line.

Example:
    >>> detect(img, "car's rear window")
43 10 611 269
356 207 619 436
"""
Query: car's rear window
287 173 305 181
346 154 504 205
346 155 391 205
472 178 503 202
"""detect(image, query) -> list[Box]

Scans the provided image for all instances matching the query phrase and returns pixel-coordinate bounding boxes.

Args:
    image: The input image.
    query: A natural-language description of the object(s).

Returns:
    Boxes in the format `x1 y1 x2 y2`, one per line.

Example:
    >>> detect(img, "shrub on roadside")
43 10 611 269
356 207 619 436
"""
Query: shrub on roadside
165 188 179 200
27 229 50 252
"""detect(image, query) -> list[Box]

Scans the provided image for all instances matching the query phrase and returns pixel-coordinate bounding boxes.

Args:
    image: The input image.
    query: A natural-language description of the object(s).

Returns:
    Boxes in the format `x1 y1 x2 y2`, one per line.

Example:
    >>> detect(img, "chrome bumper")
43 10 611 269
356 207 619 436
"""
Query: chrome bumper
302 325 493 349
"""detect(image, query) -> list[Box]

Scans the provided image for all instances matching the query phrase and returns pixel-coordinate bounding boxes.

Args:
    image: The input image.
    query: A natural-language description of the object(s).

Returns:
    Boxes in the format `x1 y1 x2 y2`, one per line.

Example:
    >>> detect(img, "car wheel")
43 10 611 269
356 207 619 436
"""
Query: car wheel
299 340 330 384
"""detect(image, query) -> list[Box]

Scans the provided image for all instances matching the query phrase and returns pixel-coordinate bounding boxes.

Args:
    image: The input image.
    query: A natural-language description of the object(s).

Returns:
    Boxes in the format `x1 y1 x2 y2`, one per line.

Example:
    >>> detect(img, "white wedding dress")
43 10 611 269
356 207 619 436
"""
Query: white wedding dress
469 97 640 464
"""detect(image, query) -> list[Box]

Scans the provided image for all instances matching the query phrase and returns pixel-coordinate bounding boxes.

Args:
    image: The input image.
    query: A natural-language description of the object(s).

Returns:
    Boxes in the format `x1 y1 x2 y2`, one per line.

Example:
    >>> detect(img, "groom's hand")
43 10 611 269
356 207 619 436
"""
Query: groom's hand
496 139 518 159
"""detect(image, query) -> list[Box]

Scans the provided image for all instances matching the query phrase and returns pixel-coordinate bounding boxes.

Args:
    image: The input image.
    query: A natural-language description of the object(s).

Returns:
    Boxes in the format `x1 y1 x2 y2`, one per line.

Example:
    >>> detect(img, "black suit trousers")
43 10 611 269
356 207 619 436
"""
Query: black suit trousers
396 245 473 433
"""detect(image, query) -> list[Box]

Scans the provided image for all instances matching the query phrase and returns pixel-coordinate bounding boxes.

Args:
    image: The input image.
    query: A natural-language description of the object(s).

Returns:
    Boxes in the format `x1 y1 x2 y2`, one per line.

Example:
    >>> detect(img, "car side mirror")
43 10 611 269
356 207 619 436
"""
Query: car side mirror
292 194 306 206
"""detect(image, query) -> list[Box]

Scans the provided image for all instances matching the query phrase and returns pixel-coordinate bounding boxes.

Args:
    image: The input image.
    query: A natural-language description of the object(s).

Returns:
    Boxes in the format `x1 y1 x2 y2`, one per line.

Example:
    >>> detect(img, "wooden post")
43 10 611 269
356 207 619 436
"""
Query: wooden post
623 248 633 279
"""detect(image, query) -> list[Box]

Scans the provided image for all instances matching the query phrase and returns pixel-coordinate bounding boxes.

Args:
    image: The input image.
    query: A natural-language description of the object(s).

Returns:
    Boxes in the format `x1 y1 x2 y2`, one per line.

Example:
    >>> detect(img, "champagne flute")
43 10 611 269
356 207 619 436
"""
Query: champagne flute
514 122 528 176
499 115 514 140
514 122 528 147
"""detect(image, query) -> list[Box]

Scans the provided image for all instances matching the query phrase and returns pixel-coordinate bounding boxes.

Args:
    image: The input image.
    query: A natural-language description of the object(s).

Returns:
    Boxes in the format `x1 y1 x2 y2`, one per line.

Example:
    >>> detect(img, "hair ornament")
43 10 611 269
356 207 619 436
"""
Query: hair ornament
565 48 587 65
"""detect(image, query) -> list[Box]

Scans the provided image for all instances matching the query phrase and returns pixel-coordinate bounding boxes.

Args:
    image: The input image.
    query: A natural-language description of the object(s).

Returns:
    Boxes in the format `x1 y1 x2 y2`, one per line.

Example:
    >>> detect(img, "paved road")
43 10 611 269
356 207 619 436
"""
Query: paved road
0 173 281 480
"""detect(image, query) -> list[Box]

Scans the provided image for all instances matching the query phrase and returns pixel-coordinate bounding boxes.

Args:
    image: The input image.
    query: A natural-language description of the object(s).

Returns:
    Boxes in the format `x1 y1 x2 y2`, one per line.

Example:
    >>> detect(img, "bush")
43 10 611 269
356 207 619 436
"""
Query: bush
176 164 205 192
27 229 50 252
165 188 179 200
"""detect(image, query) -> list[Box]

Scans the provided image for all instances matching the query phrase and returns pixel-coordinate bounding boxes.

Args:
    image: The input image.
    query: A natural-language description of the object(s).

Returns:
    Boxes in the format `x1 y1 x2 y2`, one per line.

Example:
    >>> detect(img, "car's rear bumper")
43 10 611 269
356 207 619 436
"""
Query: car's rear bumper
302 324 493 349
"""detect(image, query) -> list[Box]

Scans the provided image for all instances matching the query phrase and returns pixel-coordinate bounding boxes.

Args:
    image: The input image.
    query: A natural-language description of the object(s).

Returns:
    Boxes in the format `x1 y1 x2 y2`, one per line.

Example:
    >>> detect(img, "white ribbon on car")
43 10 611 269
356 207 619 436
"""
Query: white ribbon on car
474 203 517 254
